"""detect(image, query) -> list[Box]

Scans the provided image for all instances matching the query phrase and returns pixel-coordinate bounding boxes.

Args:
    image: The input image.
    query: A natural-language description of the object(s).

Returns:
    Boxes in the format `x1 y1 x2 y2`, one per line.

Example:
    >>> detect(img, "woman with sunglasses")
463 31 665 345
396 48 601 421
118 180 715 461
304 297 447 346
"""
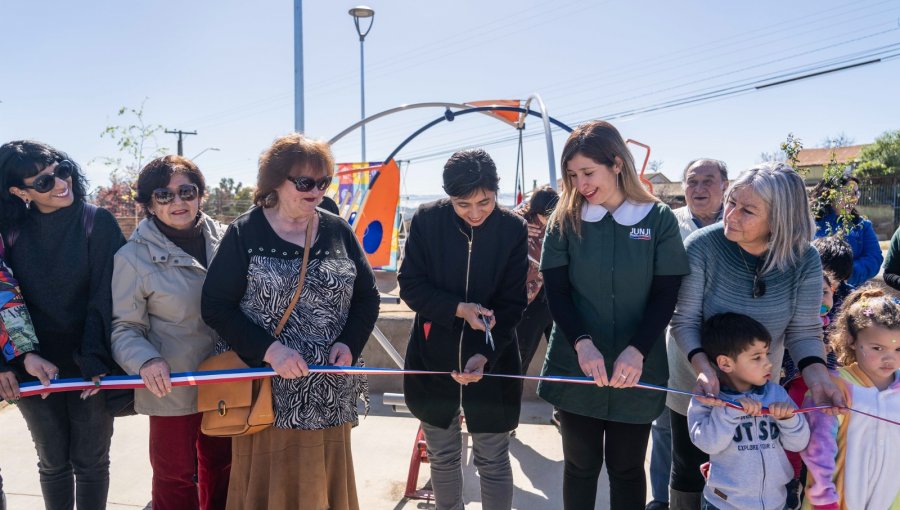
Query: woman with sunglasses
667 163 845 509
109 155 232 510
810 174 882 287
201 133 379 510
0 140 125 510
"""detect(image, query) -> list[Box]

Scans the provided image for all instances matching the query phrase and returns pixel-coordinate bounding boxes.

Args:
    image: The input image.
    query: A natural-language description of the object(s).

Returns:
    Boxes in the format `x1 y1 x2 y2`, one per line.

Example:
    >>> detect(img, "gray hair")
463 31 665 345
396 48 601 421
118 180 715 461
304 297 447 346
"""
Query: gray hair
682 158 728 183
725 162 814 274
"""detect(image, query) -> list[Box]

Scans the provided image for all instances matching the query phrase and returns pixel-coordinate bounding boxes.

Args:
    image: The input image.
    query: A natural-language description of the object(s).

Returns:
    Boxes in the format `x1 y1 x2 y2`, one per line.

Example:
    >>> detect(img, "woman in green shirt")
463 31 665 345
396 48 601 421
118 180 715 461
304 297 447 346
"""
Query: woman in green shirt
538 121 689 510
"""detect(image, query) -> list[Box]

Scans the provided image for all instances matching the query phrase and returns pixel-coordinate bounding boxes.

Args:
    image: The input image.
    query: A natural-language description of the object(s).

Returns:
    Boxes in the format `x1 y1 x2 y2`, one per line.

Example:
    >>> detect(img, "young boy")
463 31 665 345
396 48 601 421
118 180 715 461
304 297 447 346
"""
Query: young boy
688 313 810 510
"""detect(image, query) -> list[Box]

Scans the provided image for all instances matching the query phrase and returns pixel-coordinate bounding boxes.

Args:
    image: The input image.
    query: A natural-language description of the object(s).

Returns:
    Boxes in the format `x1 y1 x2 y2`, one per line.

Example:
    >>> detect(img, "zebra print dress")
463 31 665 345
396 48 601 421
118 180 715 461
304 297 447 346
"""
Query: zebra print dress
203 207 380 430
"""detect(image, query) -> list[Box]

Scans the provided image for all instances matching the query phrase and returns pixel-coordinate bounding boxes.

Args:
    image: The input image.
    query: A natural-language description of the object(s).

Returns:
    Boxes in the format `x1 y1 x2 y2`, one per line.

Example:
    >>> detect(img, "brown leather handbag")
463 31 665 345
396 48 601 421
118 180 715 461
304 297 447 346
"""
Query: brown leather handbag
198 220 314 437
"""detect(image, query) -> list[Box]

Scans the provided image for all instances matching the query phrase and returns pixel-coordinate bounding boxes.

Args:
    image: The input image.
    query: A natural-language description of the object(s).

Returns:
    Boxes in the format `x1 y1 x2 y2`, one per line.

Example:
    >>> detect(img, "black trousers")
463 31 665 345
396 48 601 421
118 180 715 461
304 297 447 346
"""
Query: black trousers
515 291 553 374
670 408 709 492
559 409 652 510
17 391 113 510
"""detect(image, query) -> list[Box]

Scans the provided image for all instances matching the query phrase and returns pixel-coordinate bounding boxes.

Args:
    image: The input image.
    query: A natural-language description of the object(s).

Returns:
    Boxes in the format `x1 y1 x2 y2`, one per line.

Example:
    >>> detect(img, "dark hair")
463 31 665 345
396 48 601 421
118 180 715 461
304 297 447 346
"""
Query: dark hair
812 236 854 282
135 155 206 218
319 196 340 215
701 313 772 363
0 140 90 231
442 148 499 198
254 133 335 208
522 185 559 223
810 174 861 222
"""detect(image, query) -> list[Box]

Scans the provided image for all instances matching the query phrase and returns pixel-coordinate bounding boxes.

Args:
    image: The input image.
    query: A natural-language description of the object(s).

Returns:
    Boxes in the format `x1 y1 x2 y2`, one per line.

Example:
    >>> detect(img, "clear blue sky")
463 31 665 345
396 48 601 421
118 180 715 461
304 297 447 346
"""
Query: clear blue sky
2 0 899 196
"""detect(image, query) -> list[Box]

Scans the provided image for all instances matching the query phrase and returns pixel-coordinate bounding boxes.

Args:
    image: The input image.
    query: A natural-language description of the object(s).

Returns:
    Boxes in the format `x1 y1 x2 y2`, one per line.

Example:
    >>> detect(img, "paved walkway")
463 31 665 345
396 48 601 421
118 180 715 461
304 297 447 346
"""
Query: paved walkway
0 398 650 509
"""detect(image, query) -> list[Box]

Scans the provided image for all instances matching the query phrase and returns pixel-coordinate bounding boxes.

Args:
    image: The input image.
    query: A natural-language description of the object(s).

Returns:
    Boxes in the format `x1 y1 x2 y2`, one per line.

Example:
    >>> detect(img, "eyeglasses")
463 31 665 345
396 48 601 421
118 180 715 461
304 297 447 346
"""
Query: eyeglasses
752 269 767 299
286 175 332 193
20 160 75 193
152 184 199 204
739 250 767 299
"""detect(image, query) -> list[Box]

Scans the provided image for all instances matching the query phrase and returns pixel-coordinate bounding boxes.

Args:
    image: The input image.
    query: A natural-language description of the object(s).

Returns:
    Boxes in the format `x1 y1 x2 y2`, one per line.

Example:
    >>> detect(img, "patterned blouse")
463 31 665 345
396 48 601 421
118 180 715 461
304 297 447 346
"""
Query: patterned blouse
201 207 380 430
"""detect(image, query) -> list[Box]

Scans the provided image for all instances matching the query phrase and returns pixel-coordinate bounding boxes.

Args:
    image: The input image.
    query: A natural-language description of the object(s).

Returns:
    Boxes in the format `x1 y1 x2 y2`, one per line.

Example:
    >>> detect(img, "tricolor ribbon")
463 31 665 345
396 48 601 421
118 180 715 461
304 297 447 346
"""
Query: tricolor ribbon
12 366 898 426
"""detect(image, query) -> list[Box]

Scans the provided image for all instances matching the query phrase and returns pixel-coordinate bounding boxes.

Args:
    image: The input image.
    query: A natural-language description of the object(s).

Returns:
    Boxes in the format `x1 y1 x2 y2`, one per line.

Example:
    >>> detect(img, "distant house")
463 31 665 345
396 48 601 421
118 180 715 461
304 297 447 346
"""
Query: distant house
642 172 672 185
795 145 867 184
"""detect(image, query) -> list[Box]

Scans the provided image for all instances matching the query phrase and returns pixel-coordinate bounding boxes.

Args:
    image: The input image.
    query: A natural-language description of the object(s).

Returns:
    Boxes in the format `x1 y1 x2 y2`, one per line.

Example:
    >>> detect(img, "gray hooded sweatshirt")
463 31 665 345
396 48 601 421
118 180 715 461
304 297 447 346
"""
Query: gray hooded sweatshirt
688 381 810 510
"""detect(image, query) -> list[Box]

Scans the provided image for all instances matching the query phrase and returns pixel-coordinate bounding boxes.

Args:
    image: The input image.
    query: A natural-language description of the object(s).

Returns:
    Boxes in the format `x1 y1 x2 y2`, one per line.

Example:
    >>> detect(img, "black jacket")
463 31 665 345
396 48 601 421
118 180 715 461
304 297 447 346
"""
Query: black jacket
0 201 124 380
399 199 528 432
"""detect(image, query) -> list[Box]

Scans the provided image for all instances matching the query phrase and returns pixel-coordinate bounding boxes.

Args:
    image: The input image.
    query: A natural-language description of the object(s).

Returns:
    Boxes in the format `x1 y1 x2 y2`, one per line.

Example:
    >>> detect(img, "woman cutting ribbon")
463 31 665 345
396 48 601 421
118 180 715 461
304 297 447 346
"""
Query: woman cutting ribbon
398 148 528 510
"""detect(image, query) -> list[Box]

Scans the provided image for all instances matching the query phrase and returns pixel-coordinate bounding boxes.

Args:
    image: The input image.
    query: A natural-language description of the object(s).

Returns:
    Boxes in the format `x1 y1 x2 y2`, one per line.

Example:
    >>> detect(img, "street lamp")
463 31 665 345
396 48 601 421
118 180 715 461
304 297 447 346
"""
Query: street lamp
349 5 374 162
191 147 220 160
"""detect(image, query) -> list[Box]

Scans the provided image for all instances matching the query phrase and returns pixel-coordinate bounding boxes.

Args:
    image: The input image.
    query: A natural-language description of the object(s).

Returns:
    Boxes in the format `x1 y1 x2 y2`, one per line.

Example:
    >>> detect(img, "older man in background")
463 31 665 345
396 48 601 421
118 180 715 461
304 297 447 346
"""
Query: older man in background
647 159 728 510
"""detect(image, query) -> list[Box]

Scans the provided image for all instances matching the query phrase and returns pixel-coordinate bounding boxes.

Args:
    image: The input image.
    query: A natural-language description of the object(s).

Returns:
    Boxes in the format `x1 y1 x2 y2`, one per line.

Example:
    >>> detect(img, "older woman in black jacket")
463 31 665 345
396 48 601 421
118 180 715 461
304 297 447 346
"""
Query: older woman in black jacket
399 148 528 510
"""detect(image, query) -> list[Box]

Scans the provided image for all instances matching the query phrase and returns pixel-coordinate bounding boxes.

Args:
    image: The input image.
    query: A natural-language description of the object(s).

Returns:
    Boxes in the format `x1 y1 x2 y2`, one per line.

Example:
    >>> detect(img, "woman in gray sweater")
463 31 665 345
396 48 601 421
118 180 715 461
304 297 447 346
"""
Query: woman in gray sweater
667 162 845 509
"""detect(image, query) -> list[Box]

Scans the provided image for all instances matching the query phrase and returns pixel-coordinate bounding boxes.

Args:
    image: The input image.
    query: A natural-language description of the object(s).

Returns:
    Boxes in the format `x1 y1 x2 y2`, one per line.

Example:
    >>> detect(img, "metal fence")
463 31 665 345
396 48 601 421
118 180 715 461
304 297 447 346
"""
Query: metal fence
858 175 900 240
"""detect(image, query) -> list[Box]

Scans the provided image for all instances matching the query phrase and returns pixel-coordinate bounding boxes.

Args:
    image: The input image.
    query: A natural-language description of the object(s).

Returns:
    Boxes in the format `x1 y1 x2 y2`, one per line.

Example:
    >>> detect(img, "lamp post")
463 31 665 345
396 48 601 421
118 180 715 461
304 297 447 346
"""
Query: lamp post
349 5 374 163
191 147 220 160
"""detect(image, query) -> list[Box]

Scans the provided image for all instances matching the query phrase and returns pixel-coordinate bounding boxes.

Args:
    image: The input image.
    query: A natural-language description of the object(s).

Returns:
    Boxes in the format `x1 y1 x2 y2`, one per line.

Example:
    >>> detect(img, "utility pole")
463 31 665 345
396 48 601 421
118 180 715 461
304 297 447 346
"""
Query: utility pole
349 6 374 163
165 129 198 156
294 0 304 133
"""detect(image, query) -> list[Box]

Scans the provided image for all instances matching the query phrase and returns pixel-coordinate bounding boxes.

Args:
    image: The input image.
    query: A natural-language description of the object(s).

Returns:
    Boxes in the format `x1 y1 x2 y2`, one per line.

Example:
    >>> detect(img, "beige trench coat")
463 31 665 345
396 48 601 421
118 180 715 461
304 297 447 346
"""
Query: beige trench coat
111 214 226 416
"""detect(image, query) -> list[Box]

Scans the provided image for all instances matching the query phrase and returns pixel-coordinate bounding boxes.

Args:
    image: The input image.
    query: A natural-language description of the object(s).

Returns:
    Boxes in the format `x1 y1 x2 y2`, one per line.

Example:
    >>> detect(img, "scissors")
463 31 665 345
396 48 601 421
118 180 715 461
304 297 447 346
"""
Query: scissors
476 304 495 351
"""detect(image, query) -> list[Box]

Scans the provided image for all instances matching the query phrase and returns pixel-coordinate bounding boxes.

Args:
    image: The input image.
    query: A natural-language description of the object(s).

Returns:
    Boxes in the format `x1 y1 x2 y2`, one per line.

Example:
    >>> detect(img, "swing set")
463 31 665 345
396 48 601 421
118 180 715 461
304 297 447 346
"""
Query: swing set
328 95 654 500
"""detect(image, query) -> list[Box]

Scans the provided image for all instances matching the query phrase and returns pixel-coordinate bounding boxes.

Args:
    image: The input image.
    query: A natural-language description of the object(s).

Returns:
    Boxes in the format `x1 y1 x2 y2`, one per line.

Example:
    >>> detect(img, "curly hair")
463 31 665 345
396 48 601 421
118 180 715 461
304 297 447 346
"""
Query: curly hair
829 283 900 365
0 140 90 231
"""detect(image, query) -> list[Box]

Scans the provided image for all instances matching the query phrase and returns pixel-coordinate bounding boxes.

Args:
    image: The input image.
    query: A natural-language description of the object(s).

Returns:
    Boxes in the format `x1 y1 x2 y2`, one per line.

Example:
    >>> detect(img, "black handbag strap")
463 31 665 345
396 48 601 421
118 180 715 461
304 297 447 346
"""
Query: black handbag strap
2 202 97 255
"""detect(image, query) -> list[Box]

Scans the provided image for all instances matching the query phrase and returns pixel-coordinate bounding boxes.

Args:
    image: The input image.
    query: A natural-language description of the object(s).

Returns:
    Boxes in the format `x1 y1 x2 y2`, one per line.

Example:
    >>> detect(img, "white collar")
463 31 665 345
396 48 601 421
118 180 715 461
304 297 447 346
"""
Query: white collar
581 200 654 226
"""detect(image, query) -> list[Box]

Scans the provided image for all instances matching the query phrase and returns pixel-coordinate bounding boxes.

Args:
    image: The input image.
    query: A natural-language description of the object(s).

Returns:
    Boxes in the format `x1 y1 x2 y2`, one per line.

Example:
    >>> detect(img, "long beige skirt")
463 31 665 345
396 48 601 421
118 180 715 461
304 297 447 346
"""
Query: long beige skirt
225 423 359 510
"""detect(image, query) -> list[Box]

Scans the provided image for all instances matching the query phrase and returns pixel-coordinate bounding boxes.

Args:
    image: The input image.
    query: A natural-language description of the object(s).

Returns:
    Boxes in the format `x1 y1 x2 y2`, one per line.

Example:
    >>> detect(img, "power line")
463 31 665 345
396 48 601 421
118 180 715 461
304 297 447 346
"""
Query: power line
401 48 900 164
174 1 897 135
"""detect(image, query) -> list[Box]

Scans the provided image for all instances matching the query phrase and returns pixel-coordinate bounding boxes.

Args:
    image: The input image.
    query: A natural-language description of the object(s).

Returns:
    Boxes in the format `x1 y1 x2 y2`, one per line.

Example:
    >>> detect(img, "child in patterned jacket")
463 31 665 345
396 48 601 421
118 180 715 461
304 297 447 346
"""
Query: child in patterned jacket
800 285 900 510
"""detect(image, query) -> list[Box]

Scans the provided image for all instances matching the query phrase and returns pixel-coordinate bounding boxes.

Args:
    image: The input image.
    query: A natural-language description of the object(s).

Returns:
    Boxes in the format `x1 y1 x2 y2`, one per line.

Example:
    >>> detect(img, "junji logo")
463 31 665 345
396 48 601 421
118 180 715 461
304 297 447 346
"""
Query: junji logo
629 228 652 240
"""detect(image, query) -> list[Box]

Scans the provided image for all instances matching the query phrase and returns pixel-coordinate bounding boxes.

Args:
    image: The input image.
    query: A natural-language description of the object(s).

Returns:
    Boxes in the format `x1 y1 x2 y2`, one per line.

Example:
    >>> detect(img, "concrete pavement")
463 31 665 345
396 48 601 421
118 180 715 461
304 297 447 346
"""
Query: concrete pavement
0 398 650 509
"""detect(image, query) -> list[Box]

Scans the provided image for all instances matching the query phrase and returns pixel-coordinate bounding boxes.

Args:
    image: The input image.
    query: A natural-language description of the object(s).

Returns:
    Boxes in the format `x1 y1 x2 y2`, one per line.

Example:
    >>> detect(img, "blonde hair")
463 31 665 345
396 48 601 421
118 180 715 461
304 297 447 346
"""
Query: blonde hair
549 120 658 237
829 284 900 365
725 162 814 274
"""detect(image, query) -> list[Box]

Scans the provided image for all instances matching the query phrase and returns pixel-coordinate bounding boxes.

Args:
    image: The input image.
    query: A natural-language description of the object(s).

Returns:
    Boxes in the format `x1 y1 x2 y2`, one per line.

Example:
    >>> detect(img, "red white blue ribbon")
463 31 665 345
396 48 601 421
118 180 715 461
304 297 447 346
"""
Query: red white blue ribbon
12 366 897 426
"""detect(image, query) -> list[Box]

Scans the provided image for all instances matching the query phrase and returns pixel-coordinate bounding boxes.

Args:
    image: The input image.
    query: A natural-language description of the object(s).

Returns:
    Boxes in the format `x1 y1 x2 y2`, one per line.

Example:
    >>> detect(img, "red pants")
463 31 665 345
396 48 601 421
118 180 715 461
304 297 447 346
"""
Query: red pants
149 413 232 510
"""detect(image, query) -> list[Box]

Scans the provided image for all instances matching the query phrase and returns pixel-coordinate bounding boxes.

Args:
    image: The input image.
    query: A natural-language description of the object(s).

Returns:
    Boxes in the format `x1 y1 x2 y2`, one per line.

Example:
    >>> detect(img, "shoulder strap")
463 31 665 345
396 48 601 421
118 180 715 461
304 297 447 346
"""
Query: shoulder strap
4 229 18 251
3 202 97 254
274 218 315 337
82 203 98 238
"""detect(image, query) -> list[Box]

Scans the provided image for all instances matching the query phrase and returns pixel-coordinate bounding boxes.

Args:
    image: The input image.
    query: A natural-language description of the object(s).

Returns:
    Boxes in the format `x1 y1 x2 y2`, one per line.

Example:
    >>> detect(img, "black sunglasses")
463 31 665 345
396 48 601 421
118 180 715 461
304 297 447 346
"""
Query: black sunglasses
21 160 75 193
152 184 199 204
287 175 332 193
752 266 766 299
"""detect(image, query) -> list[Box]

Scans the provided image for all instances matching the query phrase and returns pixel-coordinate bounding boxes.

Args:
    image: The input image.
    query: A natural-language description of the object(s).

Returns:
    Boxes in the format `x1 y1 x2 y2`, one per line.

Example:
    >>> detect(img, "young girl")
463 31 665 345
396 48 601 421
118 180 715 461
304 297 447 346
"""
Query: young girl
800 285 900 510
